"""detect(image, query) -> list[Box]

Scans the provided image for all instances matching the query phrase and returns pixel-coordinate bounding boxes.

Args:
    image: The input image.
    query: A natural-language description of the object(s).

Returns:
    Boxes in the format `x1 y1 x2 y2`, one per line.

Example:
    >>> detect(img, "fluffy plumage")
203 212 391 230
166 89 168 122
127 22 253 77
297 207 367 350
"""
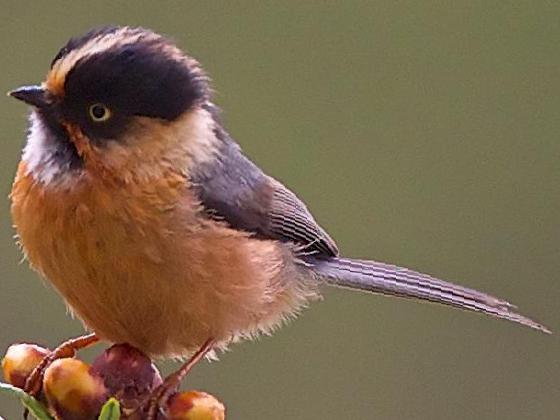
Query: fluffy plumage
10 26 549 362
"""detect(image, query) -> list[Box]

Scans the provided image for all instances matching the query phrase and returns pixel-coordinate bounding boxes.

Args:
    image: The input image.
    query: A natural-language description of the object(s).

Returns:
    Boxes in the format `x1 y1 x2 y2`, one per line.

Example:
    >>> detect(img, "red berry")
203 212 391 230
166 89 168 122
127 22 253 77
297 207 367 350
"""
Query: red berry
91 343 162 411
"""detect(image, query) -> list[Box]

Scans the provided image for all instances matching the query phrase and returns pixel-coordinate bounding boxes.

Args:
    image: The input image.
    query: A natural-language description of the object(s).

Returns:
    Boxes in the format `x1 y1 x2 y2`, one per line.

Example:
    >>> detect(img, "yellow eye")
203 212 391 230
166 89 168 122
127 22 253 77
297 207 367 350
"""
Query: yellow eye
88 103 112 122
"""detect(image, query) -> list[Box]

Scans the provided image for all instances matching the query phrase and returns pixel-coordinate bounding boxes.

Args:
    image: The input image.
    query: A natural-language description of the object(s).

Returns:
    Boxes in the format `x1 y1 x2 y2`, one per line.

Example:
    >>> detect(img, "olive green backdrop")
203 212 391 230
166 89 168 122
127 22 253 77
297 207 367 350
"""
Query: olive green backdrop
0 1 558 419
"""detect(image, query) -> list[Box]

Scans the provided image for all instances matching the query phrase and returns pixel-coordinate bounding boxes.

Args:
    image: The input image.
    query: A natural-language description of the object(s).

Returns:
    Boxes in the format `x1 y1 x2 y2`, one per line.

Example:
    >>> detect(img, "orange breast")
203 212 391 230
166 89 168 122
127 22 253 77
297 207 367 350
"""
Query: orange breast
10 162 316 357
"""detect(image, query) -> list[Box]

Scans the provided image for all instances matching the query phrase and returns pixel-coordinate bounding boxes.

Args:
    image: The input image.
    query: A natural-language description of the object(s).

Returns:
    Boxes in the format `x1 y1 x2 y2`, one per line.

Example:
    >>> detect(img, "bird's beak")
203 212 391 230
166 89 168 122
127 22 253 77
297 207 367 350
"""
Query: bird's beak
8 85 50 108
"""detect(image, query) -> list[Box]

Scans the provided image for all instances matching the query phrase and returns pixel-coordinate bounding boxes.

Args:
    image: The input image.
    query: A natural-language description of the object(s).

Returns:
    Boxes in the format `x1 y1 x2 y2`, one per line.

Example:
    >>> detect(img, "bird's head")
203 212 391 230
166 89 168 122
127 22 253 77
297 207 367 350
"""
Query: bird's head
10 26 219 185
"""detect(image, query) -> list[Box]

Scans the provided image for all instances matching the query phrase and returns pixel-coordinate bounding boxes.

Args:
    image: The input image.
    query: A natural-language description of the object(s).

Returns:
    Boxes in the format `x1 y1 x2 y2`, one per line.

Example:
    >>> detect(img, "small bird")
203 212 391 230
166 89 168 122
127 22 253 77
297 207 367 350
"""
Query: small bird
9 26 549 416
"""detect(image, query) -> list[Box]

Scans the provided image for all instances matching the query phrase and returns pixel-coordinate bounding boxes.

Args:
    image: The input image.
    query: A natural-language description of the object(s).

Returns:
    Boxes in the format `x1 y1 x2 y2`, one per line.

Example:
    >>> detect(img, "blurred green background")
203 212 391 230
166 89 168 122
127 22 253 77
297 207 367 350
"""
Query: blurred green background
1 1 558 419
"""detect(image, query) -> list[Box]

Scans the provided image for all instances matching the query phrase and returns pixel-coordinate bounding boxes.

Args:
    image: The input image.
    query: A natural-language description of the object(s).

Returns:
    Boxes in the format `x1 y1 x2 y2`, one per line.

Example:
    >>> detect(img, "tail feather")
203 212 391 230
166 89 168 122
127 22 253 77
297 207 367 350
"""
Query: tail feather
309 256 550 334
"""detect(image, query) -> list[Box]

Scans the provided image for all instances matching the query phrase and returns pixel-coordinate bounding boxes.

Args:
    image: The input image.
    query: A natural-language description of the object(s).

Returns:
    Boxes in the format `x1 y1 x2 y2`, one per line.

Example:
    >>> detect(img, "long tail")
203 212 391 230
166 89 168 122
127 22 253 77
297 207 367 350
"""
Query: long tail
308 256 550 333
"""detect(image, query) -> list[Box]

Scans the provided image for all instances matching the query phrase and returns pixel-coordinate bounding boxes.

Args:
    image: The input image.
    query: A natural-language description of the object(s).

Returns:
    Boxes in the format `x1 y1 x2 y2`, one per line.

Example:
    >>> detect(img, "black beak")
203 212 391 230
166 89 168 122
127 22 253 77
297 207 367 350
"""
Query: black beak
8 85 50 108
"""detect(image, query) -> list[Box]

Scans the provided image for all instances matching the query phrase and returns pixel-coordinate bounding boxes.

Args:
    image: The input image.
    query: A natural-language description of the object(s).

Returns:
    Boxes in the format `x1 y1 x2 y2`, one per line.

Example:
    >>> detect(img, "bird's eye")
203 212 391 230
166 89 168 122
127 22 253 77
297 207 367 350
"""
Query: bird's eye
88 103 112 122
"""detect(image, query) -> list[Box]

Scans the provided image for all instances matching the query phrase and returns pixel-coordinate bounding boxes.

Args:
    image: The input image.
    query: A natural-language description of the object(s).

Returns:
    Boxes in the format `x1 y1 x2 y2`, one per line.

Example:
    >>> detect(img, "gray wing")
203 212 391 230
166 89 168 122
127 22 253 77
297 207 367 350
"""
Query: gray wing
189 129 339 257
266 177 339 256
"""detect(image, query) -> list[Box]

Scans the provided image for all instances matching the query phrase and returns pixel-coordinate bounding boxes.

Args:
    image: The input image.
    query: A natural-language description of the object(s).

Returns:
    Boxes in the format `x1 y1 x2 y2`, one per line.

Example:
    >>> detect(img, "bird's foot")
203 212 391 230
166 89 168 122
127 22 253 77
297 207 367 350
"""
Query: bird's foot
144 338 215 420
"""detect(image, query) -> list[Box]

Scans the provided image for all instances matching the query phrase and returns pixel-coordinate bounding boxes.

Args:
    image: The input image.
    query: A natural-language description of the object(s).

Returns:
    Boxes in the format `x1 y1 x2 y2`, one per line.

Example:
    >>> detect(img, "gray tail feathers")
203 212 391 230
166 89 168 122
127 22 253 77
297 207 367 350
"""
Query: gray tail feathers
308 256 550 333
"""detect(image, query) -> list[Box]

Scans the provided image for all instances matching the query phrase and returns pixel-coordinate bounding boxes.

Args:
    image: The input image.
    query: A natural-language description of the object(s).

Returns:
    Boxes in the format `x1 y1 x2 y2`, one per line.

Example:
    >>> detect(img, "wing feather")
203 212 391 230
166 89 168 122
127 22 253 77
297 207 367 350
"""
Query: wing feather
190 127 338 257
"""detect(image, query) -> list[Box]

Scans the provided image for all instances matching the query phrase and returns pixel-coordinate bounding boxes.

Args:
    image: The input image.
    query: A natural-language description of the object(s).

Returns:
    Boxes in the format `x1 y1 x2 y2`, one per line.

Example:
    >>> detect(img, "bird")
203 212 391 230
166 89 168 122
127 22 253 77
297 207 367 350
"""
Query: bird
8 26 549 417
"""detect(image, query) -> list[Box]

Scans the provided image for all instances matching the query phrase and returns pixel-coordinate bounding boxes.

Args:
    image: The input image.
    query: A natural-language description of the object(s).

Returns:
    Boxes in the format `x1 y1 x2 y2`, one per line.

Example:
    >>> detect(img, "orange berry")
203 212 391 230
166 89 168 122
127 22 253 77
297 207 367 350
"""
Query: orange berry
2 343 49 388
168 391 225 420
43 358 107 419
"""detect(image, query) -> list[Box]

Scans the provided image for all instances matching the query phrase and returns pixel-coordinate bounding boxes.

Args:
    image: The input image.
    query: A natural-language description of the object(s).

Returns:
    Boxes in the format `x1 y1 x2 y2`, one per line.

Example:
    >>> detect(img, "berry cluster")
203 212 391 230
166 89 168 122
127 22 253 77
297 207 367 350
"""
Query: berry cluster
2 342 225 419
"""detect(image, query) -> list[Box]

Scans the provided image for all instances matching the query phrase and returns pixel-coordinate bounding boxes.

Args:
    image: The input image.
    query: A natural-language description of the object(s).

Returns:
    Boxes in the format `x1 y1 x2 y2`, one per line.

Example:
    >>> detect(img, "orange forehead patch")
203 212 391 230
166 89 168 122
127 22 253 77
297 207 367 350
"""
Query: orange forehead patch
45 67 66 97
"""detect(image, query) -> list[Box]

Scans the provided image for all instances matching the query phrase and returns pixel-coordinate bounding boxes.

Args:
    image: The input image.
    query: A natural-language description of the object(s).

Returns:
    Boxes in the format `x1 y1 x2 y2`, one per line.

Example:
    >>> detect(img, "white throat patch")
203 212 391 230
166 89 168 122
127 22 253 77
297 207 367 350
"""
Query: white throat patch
22 111 81 186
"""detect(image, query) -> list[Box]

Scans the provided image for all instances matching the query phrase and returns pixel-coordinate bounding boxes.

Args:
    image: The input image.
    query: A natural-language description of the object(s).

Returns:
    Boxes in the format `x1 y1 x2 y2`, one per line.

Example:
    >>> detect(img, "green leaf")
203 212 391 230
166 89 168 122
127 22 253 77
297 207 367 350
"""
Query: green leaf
0 382 54 420
98 397 121 420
